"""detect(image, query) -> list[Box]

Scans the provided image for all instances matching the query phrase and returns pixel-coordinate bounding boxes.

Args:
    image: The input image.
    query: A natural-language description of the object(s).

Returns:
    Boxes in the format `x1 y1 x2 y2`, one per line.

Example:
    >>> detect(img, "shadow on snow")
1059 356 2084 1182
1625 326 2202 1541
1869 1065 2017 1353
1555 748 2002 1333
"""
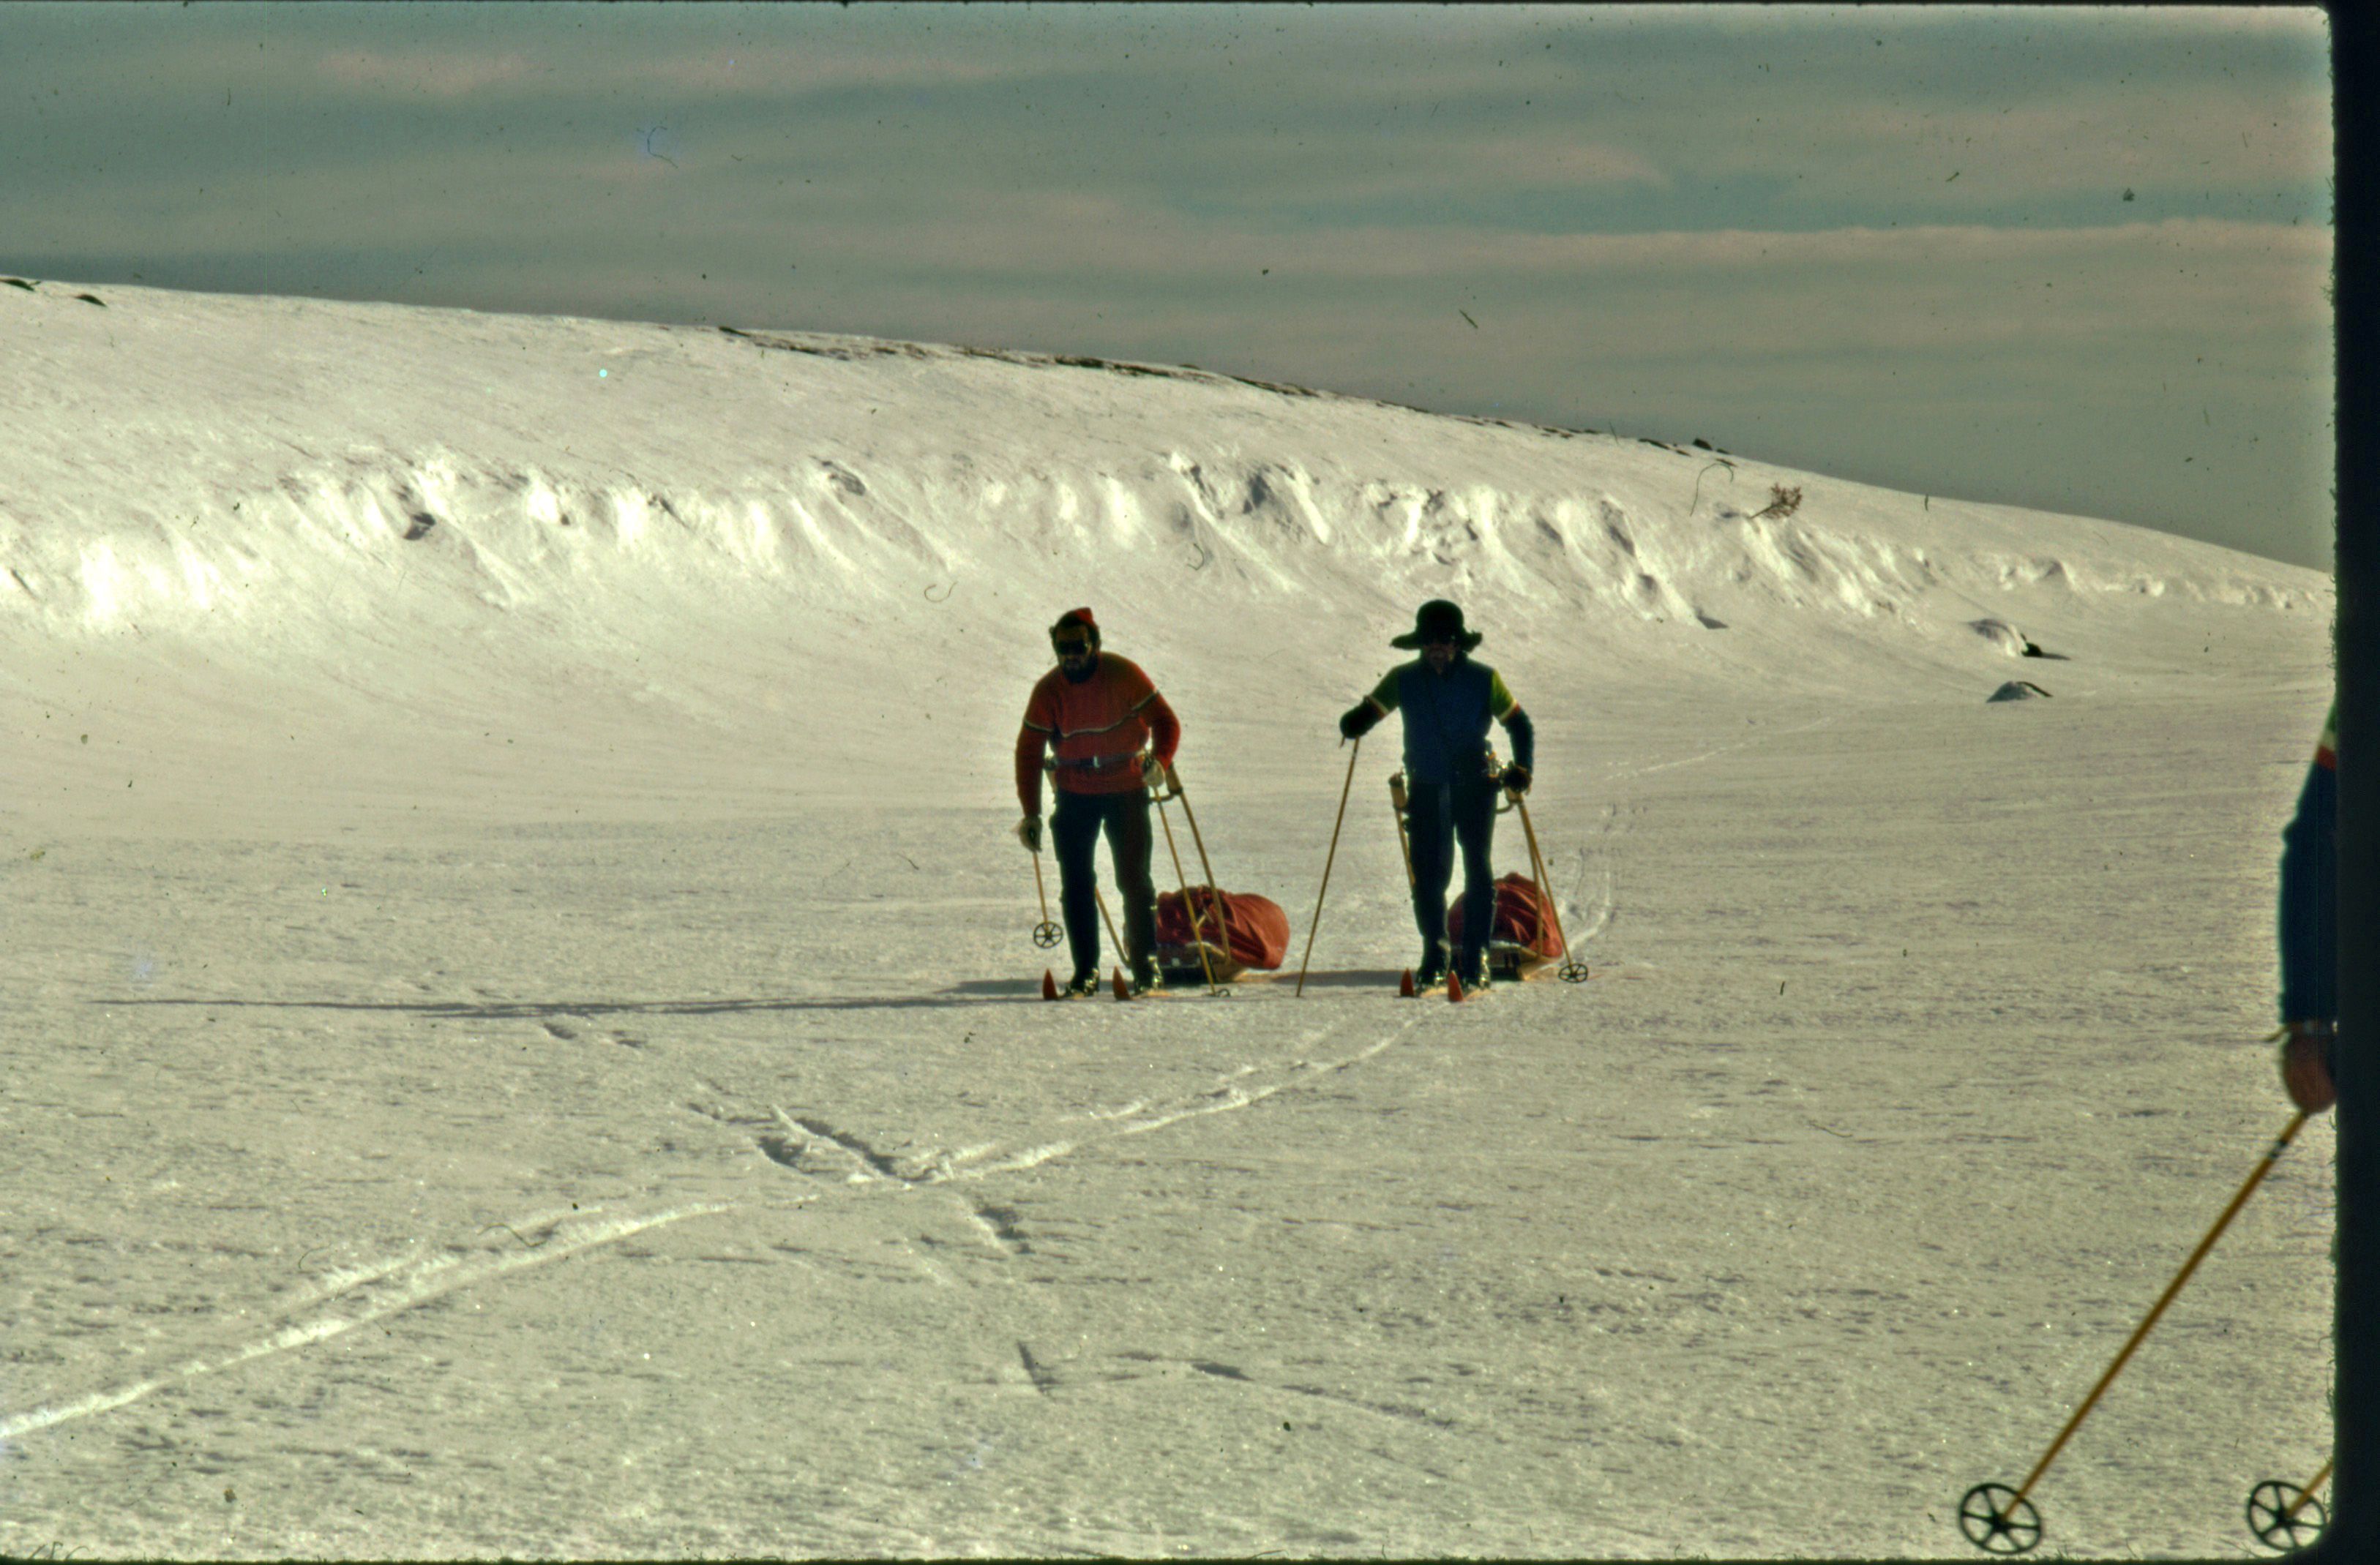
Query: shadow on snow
86 969 1407 1017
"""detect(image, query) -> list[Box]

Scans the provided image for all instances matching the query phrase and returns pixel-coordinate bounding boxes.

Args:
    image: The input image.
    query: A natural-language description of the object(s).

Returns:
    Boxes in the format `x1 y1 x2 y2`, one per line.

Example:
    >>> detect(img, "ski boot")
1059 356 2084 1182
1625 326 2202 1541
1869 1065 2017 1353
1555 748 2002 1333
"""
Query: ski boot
1062 969 1101 999
1128 961 1166 998
1415 939 1451 991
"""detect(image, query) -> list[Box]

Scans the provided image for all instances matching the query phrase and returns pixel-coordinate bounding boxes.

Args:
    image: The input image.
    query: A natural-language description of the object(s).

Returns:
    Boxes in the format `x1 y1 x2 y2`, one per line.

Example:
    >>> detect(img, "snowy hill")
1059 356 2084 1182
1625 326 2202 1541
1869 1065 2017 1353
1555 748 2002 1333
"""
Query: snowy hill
0 277 2327 825
0 279 2339 1560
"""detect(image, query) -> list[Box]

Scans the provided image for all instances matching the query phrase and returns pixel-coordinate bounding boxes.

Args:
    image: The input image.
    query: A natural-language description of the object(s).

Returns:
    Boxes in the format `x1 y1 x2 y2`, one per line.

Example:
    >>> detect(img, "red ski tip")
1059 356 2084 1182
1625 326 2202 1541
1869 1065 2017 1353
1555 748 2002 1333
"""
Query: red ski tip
1112 967 1131 1001
1398 969 1416 998
1041 969 1059 1002
1446 971 1465 1003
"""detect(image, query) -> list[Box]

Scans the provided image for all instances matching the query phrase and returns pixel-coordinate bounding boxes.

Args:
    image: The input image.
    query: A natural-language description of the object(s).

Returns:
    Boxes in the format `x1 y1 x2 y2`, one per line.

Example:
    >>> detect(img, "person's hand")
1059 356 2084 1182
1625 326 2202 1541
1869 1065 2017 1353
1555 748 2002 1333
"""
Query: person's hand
1017 815 1043 855
1142 754 1175 793
2278 1021 2335 1115
1500 763 1532 795
1339 702 1381 741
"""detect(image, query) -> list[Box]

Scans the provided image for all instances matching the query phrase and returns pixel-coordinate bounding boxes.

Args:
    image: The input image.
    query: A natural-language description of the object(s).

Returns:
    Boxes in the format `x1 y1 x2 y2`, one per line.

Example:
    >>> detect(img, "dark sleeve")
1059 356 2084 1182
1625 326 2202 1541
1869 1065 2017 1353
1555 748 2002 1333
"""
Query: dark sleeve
1501 705 1535 774
2277 757 2338 1023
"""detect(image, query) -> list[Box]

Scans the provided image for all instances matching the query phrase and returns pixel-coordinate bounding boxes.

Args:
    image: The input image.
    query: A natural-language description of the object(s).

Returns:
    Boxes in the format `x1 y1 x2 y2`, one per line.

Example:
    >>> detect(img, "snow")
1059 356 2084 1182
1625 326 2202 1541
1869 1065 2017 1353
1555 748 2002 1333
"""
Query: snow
0 277 2338 1557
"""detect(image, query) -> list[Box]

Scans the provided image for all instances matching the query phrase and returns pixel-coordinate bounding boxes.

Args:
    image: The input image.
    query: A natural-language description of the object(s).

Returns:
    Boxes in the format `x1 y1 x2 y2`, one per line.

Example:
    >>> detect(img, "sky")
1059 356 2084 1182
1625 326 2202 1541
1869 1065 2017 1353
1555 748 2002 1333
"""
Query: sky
0 2 2335 569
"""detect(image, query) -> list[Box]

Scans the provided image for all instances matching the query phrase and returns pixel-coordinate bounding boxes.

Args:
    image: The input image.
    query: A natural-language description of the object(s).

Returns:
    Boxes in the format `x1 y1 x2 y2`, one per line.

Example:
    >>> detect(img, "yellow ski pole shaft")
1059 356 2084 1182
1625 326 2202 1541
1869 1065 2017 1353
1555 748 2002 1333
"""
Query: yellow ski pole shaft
2008 1111 2310 1509
1094 888 1126 966
1511 791 1571 957
1389 772 1415 890
2283 1457 2334 1523
1030 848 1053 924
1166 768 1239 967
1295 738 1361 997
1154 794 1221 994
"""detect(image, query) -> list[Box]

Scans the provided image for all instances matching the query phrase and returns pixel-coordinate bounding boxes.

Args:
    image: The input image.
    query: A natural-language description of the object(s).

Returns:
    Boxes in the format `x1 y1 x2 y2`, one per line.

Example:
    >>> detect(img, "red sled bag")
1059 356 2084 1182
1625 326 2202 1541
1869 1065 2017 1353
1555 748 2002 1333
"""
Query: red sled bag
1155 886 1291 971
1448 874 1566 960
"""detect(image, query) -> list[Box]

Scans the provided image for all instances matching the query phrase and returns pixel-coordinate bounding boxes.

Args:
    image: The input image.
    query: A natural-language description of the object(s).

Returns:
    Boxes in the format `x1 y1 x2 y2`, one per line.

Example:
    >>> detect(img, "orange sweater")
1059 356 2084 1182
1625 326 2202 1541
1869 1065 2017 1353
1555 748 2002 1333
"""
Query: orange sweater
1015 653 1181 812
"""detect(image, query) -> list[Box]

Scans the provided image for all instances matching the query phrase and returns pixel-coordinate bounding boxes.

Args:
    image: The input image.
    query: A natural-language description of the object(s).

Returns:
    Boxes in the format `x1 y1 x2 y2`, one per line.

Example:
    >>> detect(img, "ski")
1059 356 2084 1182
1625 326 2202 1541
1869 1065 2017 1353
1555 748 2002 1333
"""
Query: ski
1446 972 1495 1002
1040 969 1103 1001
1112 967 1176 1001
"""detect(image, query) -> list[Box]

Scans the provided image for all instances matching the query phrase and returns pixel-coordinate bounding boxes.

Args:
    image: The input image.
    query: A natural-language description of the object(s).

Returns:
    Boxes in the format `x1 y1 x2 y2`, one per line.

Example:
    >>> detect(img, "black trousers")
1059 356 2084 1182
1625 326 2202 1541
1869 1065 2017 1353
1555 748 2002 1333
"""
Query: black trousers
1052 787 1156 977
1407 778 1498 975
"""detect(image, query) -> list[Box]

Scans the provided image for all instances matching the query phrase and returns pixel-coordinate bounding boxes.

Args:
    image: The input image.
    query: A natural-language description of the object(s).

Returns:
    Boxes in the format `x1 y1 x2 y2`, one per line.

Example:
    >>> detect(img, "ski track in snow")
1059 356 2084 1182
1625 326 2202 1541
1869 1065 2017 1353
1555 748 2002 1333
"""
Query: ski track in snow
0 1201 734 1443
1595 708 1845 784
738 1007 1426 1198
1 1007 1426 1444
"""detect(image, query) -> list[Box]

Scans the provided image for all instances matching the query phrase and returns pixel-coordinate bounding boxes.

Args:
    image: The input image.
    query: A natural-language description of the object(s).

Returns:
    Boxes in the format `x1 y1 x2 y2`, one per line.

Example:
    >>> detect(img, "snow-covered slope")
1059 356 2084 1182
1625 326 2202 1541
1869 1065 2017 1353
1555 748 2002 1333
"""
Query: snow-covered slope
0 279 2341 1559
0 279 2327 825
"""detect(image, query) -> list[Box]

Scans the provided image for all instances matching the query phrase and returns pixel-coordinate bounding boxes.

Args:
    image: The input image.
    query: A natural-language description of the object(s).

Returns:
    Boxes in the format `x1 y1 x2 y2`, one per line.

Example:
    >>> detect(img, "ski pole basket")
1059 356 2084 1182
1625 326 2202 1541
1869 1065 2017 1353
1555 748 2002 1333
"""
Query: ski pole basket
2244 1459 2330 1553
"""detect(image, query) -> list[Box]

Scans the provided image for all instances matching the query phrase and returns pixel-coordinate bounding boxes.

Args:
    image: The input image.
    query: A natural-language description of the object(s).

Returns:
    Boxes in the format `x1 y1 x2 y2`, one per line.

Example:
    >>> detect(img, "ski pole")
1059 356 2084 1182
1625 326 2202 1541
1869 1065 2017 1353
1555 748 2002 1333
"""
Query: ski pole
1093 887 1126 970
2286 1457 2333 1520
2245 1455 2332 1551
1153 793 1223 994
1388 770 1415 890
1164 767 1240 964
1295 738 1361 997
1027 845 1062 950
1959 1111 2310 1555
1510 789 1587 982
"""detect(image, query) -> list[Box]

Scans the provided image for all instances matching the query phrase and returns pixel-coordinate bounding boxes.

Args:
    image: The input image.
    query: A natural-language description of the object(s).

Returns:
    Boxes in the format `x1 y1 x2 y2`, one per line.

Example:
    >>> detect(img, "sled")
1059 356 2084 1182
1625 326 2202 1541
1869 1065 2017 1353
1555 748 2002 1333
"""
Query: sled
1155 885 1290 987
1154 942 1252 987
1388 768 1586 986
1486 942 1557 983
1450 871 1567 983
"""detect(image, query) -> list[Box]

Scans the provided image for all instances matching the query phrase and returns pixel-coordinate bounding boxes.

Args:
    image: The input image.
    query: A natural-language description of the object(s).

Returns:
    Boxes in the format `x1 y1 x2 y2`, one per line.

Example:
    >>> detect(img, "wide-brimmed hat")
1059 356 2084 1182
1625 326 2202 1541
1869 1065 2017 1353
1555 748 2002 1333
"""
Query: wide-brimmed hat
1391 599 1482 650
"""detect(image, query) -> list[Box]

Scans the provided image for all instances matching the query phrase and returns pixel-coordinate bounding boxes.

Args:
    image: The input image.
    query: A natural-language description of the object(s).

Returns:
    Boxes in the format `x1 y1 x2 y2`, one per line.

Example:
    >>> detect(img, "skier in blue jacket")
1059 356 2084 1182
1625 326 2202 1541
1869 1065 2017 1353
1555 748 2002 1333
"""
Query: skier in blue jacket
1338 600 1535 991
2277 698 2339 1113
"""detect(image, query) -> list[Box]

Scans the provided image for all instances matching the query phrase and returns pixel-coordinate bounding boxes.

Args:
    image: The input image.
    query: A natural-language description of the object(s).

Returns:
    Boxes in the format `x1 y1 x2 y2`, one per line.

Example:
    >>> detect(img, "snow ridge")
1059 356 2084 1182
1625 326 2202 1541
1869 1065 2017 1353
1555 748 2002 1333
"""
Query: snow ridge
0 279 2327 720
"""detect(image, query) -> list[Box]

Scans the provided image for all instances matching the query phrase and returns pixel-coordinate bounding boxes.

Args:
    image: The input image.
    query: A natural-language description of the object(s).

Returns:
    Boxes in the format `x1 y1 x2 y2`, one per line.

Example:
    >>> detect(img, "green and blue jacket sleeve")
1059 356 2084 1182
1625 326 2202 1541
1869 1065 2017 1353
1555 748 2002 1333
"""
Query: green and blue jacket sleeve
1489 671 1533 772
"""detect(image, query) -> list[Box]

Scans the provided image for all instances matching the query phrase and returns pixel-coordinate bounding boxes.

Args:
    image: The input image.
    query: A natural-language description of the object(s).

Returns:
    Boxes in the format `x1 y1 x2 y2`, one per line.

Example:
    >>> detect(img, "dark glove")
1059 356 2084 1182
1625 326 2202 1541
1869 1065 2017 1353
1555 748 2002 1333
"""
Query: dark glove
1500 763 1532 795
1339 702 1382 741
1017 815 1043 854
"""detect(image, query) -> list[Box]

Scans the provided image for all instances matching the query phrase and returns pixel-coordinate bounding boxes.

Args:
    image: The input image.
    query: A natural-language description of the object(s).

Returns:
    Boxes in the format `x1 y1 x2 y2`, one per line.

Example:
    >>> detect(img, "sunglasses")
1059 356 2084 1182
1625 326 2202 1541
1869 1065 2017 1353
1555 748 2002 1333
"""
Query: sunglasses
1053 637 1093 656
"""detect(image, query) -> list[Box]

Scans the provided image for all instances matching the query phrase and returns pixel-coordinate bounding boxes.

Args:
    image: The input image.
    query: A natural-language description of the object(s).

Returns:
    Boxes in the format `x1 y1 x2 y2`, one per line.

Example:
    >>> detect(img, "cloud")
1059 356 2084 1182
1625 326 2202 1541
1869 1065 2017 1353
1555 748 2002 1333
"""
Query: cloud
635 42 1025 97
1770 89 2334 201
694 195 2324 317
1200 132 1673 205
812 214 2327 411
306 29 1081 109
317 49 542 101
1410 215 2328 278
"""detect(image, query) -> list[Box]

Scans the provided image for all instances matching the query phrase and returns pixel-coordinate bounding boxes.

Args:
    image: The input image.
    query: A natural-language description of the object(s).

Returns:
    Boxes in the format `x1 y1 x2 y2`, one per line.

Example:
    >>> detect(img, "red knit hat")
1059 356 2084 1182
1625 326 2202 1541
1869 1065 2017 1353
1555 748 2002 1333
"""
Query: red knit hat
1050 607 1100 648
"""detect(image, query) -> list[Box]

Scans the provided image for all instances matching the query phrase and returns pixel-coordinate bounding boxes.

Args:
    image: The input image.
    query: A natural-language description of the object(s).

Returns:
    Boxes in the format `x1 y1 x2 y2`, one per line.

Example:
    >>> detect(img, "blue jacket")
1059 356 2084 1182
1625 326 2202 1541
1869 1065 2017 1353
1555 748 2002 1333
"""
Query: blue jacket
1364 656 1533 785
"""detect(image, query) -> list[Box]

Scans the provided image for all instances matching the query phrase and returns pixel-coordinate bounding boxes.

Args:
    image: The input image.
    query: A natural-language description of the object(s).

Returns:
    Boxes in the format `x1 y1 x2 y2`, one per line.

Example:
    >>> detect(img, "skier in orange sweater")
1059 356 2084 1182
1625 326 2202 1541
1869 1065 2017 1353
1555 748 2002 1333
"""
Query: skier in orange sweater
1016 608 1182 995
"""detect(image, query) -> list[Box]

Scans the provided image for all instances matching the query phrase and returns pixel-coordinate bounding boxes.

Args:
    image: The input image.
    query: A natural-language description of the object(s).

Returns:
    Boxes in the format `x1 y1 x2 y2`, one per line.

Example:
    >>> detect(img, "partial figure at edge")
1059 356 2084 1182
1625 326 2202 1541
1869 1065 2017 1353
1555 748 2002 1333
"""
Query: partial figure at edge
2278 697 2340 1114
